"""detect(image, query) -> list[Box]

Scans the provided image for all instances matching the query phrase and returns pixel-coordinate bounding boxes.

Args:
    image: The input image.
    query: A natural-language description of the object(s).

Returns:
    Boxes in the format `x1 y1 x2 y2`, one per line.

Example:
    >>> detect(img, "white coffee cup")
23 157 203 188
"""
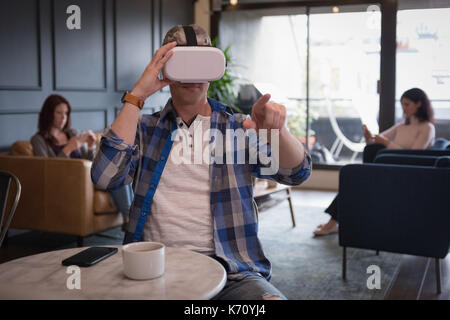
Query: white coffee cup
122 242 165 280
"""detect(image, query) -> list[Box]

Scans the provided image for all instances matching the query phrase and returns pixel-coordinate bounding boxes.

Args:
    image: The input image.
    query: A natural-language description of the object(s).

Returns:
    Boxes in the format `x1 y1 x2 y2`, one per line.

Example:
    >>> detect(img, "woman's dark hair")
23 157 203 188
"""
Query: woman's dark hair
400 88 434 124
38 94 72 143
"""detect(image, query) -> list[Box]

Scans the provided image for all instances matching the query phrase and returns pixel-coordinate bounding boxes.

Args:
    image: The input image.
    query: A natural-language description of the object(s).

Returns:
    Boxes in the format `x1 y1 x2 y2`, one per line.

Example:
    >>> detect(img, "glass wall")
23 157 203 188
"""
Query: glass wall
218 9 307 105
396 7 450 140
309 6 381 164
219 5 381 165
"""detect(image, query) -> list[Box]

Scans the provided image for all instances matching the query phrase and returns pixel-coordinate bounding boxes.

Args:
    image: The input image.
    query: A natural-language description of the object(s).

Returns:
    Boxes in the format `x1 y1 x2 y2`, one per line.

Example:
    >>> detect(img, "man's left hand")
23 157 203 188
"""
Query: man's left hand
243 94 286 132
243 93 306 169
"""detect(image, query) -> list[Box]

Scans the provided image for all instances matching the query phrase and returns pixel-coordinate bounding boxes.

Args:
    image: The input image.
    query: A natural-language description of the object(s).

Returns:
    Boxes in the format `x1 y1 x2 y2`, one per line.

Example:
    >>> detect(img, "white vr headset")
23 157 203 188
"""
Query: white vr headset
163 26 226 83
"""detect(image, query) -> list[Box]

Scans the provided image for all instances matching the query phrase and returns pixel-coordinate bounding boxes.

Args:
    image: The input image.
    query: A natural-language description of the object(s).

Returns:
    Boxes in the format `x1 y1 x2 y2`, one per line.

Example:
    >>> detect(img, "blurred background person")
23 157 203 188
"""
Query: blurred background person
31 94 133 231
314 88 435 236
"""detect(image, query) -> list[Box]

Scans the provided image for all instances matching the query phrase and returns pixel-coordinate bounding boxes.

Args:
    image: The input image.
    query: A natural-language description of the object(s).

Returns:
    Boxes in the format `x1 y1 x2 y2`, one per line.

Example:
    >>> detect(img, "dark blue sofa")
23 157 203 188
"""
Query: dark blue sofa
362 138 450 164
338 156 450 294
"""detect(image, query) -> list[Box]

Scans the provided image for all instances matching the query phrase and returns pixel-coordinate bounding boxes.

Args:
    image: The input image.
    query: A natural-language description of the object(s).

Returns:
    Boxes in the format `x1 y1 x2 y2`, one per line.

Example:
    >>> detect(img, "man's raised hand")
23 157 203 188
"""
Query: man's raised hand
131 41 177 100
243 94 287 132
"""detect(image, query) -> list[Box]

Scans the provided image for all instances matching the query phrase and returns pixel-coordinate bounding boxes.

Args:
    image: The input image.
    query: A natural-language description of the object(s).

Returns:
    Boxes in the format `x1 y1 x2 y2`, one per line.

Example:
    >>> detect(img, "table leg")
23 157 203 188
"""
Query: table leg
286 188 296 227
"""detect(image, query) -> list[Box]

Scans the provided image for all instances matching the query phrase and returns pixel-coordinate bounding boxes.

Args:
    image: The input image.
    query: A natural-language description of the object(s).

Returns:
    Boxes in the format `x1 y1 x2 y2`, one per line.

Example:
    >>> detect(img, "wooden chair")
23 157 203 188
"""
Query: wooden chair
0 171 21 247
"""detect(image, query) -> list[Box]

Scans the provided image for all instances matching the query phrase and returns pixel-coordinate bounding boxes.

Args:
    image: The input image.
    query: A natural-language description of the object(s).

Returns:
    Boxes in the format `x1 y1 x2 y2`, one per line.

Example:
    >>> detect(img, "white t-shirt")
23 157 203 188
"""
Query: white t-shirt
142 114 215 255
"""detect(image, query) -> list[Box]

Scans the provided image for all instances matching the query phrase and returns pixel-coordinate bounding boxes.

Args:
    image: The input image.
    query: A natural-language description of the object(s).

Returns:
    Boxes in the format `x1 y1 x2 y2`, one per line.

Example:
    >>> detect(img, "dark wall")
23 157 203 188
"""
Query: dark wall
0 0 194 150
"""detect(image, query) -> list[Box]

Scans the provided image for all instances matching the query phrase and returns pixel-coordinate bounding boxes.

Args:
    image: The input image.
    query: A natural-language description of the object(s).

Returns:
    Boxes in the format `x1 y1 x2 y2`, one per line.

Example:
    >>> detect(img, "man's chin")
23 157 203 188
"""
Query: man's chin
171 90 205 103
177 97 203 106
178 83 203 92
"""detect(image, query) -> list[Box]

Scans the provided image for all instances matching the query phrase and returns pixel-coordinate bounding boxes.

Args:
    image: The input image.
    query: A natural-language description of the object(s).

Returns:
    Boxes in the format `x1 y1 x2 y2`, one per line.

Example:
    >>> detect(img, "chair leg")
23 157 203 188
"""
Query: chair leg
286 188 296 227
1 230 8 247
342 246 347 280
77 236 84 248
436 258 441 294
376 250 379 256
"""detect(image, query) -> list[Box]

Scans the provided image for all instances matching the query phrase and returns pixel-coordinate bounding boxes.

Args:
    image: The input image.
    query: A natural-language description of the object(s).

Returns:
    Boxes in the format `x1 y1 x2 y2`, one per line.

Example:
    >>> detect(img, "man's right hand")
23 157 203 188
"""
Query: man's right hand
130 41 177 100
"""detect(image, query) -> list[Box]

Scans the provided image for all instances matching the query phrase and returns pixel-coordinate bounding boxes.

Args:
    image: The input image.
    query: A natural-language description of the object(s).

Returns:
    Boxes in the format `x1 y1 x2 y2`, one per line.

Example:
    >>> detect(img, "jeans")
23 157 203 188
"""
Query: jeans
108 184 133 220
325 195 339 221
212 275 287 300
362 143 387 163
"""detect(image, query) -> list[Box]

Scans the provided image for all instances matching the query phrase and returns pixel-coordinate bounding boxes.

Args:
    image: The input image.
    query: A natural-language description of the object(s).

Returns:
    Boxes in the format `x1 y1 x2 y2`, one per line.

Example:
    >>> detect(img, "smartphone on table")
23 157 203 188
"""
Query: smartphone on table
61 247 118 267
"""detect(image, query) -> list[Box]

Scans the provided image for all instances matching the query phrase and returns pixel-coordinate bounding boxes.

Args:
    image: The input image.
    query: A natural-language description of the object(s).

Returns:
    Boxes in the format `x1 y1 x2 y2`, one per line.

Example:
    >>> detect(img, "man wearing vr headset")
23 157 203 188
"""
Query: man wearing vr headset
92 24 311 300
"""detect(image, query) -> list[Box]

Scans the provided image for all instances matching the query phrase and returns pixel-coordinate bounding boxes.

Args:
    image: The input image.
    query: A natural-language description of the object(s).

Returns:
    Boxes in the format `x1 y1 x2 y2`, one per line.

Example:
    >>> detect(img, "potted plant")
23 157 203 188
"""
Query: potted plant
207 38 242 113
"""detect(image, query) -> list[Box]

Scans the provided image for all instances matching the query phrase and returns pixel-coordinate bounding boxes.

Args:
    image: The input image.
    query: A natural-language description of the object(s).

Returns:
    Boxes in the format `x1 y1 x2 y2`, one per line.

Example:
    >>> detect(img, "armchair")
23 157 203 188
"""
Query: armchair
338 159 450 294
0 134 122 246
373 153 441 167
363 137 450 164
377 148 450 157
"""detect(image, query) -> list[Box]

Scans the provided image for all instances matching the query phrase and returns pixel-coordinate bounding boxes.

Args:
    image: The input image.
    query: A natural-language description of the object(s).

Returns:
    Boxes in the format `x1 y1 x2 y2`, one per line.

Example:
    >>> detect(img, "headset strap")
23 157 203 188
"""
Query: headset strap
183 25 198 46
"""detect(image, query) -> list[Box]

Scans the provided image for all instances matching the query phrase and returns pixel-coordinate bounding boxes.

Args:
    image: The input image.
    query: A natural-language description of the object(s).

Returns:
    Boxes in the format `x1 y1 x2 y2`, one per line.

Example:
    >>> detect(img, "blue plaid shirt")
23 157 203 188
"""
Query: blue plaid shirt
91 98 311 280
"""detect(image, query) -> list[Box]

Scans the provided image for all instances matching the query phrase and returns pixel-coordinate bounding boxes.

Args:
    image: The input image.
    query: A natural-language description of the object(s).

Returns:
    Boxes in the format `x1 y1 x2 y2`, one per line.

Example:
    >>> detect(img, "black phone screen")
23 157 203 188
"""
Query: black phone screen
61 247 118 267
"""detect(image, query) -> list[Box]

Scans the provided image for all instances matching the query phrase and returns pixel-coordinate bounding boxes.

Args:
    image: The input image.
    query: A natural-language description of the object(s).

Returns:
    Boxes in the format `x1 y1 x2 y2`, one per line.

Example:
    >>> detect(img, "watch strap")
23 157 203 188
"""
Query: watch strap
121 91 145 110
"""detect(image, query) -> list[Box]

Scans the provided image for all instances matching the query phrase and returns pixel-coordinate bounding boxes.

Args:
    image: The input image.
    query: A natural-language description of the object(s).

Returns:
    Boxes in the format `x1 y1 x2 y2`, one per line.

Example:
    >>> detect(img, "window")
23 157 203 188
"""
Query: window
220 5 381 165
396 8 450 140
309 7 381 164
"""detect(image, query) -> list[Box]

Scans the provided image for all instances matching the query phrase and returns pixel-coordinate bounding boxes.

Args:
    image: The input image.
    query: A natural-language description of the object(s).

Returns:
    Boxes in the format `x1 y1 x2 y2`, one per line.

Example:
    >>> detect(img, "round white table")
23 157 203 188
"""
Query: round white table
0 245 227 300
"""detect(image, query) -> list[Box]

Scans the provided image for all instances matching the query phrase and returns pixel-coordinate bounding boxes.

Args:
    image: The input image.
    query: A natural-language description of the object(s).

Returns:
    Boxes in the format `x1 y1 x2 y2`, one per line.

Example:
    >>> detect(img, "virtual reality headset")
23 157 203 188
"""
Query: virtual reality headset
163 26 226 83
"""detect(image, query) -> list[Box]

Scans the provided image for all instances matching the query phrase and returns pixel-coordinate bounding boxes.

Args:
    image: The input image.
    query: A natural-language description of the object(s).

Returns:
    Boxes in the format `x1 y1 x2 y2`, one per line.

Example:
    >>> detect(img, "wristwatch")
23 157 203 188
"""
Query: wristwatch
121 91 145 110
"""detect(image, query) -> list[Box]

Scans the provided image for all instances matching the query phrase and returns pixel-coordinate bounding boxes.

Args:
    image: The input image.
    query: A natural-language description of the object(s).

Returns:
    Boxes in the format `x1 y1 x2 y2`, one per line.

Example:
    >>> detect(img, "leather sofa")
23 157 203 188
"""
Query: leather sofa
0 133 123 246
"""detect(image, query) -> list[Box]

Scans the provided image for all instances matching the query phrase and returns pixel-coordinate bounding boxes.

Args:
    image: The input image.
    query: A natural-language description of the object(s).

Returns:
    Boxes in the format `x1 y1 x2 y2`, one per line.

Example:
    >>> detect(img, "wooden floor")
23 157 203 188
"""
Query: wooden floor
385 254 450 300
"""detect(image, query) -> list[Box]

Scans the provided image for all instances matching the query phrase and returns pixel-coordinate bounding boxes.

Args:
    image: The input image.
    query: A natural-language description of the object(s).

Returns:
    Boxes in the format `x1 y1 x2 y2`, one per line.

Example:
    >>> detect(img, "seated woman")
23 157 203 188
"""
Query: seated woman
314 87 435 236
31 94 133 231
31 95 97 159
